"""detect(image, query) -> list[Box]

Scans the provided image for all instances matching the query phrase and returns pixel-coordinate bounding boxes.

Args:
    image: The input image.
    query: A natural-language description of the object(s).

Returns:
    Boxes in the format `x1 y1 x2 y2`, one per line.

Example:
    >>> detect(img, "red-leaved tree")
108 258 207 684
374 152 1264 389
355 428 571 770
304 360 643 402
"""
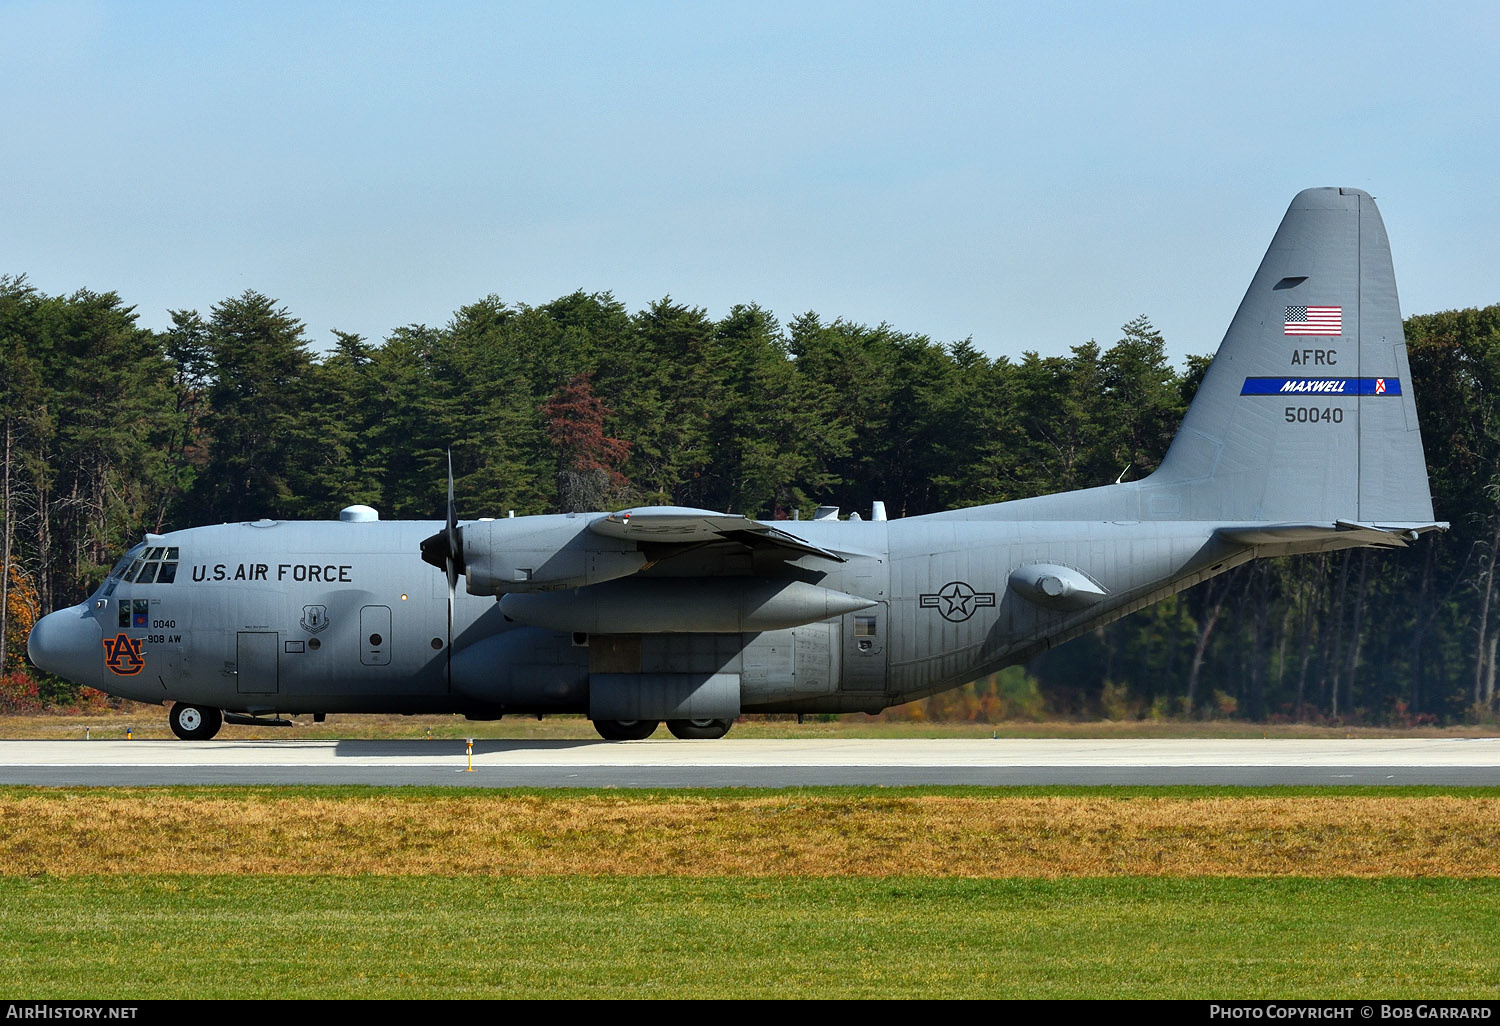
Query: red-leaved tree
543 372 631 511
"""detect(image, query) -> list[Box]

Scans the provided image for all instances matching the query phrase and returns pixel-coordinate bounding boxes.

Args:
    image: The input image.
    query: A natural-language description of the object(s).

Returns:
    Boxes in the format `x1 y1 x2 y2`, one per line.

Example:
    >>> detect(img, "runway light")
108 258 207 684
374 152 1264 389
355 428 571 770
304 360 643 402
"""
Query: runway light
466 738 474 772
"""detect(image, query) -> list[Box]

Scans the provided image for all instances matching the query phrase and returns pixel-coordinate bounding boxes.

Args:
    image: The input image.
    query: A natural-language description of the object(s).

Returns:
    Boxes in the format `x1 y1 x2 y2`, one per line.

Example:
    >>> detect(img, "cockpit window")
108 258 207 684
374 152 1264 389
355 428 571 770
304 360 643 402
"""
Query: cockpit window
108 543 179 591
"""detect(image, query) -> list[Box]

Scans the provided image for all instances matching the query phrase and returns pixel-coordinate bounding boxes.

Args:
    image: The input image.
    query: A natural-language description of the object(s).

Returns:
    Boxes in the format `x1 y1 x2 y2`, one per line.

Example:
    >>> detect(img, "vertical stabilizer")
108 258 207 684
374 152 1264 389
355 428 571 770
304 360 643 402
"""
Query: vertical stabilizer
1150 188 1434 526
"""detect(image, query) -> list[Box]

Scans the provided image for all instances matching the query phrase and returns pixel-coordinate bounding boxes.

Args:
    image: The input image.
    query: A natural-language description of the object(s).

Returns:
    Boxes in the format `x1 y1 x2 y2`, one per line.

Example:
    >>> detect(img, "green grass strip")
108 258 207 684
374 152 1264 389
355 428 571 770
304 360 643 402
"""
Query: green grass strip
1 876 1497 999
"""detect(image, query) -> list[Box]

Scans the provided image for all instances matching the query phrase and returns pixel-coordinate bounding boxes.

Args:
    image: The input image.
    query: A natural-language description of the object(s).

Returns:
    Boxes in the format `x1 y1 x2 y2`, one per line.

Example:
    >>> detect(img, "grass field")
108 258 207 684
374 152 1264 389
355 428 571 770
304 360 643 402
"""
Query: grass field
3 875 1497 999
4 787 1500 877
1 785 1499 998
4 714 1498 999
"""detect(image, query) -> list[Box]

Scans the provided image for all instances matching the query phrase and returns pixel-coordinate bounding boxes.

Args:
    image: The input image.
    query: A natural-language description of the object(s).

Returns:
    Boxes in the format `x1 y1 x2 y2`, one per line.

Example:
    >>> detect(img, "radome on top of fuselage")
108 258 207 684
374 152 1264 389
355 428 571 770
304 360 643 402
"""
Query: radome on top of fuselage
28 187 1445 741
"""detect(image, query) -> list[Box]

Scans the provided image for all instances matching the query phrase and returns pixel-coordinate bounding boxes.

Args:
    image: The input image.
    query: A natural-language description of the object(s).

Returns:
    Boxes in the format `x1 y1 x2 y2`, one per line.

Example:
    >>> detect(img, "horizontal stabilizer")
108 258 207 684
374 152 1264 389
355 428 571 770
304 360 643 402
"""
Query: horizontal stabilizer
590 506 844 562
1216 520 1447 549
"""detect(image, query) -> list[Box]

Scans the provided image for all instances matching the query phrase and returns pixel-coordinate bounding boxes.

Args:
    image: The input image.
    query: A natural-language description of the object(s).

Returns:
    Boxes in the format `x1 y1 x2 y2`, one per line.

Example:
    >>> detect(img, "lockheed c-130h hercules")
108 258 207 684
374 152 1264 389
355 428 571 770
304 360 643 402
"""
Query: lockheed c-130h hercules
28 188 1445 740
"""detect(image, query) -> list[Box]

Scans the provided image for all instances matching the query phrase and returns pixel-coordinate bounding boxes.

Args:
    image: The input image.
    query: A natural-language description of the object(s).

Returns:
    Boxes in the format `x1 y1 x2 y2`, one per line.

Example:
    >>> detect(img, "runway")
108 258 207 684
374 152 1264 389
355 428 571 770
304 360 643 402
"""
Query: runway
2 737 1500 787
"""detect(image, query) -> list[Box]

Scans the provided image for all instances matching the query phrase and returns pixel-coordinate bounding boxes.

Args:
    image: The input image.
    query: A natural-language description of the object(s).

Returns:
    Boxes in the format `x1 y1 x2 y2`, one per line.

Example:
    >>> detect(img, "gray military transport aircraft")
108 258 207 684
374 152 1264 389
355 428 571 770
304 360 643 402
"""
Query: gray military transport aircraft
28 187 1444 740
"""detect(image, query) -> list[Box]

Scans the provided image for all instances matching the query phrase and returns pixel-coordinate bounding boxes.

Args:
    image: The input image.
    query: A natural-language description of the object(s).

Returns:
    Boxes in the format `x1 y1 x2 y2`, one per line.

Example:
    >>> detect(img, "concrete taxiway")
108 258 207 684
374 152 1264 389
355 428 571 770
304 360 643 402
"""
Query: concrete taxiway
2 737 1499 787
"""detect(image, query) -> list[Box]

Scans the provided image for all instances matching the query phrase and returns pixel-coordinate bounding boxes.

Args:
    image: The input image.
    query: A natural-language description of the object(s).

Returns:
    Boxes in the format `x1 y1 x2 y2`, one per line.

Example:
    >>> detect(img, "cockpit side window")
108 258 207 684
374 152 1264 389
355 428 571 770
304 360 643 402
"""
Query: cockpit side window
109 546 145 581
104 545 144 597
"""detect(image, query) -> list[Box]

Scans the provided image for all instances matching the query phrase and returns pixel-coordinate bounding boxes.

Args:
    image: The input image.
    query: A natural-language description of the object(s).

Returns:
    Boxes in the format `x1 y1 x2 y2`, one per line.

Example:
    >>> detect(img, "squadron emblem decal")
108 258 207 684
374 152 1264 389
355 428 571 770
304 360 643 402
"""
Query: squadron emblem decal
919 581 996 623
300 605 330 633
102 633 145 676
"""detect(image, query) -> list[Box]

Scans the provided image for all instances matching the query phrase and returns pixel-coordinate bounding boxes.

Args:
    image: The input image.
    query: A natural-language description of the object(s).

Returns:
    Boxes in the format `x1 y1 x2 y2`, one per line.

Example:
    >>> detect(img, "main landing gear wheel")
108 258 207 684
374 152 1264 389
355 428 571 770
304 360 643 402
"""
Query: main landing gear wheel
168 703 223 741
592 719 660 741
666 718 733 740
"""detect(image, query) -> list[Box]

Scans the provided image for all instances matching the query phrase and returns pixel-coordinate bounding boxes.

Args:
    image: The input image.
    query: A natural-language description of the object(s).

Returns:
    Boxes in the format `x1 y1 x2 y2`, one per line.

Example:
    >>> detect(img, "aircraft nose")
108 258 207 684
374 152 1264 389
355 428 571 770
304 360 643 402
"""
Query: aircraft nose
27 603 102 683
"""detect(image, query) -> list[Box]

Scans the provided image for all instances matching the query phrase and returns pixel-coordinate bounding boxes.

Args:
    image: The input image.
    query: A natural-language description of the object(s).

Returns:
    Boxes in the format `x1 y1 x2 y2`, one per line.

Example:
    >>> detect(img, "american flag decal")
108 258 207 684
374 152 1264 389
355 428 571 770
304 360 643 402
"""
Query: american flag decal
1284 305 1342 335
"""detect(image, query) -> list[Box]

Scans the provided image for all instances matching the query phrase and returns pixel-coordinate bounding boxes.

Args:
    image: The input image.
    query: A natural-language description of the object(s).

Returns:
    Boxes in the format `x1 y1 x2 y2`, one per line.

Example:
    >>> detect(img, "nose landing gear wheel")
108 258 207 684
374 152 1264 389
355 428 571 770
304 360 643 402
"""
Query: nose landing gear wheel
592 719 659 741
169 703 223 741
666 718 733 740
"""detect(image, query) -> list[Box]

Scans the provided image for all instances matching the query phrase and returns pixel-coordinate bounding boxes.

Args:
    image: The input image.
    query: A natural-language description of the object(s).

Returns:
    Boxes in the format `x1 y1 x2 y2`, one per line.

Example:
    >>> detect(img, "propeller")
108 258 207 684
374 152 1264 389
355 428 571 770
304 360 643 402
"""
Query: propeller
419 452 465 576
443 451 460 639
445 450 460 585
418 451 464 677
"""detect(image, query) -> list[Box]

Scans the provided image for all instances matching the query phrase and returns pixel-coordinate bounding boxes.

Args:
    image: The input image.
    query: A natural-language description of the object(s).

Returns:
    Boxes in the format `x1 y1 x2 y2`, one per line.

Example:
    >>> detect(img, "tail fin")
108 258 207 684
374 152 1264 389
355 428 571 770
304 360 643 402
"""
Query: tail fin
1152 187 1438 529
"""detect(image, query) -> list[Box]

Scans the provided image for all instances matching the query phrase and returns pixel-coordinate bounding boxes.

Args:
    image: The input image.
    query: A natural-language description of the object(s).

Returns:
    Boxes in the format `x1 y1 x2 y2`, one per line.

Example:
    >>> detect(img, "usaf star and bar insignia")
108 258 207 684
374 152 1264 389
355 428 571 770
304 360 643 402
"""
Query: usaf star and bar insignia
919 581 997 623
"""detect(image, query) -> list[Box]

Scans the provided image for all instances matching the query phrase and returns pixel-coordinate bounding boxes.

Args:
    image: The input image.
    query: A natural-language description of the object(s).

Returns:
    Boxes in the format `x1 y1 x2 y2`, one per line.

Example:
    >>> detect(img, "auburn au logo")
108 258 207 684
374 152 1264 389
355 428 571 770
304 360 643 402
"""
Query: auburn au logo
102 633 145 676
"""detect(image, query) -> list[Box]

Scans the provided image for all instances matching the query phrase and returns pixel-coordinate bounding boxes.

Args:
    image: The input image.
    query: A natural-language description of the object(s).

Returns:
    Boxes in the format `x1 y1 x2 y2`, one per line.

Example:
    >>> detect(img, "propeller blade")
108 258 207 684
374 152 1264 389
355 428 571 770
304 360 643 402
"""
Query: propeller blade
418 451 465 575
417 451 465 680
446 450 458 569
445 451 457 654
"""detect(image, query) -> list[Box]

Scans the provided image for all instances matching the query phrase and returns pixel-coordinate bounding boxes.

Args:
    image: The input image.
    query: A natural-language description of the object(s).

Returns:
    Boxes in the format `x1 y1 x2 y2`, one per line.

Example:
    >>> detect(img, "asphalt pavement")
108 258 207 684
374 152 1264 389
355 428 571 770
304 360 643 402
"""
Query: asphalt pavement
2 737 1498 787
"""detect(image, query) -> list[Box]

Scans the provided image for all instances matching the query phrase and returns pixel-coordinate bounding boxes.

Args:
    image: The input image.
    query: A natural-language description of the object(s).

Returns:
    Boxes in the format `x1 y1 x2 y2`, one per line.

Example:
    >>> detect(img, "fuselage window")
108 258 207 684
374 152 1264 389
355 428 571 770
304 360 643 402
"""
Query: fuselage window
118 598 149 629
854 615 878 637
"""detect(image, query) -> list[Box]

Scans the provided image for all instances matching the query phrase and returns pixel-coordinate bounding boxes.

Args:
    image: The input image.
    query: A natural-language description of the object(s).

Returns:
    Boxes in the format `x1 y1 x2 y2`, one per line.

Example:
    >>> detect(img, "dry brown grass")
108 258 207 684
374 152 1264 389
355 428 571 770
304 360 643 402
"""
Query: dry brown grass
3 791 1498 877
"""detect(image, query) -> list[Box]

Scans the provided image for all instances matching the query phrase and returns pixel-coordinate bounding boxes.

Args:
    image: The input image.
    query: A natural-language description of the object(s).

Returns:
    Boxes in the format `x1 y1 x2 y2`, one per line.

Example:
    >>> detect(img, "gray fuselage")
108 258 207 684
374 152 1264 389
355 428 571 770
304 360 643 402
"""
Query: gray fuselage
33 507 1244 719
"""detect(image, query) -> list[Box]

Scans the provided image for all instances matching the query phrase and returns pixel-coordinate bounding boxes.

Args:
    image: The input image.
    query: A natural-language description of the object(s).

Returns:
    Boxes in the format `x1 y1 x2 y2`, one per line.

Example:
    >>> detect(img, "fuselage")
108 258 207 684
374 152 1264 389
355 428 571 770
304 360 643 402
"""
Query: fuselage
28 505 1244 719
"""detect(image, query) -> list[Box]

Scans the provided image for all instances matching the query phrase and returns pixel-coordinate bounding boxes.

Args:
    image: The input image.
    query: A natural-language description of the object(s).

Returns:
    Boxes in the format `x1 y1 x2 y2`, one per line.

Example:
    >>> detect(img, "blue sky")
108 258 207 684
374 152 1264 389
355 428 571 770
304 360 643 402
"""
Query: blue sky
3 1 1496 365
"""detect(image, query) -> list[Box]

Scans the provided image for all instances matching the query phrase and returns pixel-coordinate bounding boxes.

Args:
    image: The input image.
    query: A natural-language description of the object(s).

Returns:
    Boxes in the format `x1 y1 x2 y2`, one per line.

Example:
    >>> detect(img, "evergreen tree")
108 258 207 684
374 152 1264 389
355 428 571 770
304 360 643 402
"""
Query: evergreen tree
187 291 317 523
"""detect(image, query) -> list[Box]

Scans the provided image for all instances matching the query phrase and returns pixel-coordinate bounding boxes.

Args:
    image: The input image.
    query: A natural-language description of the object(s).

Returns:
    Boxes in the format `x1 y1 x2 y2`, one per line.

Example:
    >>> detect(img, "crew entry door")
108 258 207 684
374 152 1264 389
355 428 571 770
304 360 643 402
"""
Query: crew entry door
842 603 888 693
235 632 279 694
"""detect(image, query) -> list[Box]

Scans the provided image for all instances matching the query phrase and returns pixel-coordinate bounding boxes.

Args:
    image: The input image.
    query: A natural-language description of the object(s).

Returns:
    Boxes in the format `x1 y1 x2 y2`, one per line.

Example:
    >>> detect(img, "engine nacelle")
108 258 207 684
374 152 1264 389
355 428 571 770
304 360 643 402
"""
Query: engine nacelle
459 515 647 596
500 578 875 633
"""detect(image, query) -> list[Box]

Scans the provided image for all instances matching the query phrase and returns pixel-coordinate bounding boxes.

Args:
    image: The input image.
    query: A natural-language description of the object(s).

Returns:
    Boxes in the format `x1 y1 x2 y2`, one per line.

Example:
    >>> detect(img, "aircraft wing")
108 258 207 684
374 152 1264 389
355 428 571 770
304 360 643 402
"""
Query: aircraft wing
589 506 845 563
451 505 845 596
